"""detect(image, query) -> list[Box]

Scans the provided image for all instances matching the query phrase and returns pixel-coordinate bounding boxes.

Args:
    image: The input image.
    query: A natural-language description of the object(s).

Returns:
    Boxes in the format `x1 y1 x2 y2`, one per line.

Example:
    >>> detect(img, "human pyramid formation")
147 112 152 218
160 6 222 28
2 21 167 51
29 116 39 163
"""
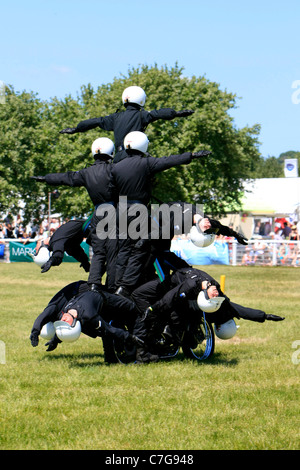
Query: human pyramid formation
29 86 284 364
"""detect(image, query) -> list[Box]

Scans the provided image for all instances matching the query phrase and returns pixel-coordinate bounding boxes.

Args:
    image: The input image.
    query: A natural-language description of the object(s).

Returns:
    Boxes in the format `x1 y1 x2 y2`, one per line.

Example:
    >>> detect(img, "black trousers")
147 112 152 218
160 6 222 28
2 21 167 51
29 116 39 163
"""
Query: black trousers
48 220 90 268
114 204 150 291
88 212 118 292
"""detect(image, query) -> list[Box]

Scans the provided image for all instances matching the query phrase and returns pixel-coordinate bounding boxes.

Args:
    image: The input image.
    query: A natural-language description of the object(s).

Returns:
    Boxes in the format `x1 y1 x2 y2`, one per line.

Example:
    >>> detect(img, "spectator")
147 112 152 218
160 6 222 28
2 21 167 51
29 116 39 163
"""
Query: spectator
15 223 25 238
29 219 39 238
289 225 298 242
50 218 61 231
252 237 267 264
4 213 13 225
278 243 289 265
291 244 300 267
241 246 253 265
4 222 16 238
281 222 292 239
35 224 49 241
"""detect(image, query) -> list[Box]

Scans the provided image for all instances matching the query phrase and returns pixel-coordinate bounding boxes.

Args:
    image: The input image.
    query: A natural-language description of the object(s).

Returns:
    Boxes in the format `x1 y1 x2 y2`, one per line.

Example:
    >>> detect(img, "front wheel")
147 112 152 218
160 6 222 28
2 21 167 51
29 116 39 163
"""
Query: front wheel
182 317 215 361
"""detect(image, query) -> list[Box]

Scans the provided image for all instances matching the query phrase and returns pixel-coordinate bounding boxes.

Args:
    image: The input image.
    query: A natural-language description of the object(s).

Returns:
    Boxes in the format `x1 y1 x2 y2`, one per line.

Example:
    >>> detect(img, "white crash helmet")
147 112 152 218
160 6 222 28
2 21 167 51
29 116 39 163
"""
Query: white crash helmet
197 290 225 313
40 322 56 340
214 319 239 340
54 320 81 343
91 137 114 158
124 131 149 154
122 86 146 107
33 246 50 267
190 225 216 248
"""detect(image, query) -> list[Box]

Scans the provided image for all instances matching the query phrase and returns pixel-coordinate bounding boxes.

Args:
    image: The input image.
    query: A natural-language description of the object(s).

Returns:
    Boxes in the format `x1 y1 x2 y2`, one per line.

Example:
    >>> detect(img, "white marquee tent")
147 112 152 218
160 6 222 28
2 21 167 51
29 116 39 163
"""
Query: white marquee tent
220 178 300 238
241 177 300 216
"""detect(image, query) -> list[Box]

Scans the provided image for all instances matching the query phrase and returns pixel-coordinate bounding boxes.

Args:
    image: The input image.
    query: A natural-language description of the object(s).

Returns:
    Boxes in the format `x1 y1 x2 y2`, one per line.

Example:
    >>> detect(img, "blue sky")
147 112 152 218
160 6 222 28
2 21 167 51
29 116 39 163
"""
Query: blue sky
1 0 299 158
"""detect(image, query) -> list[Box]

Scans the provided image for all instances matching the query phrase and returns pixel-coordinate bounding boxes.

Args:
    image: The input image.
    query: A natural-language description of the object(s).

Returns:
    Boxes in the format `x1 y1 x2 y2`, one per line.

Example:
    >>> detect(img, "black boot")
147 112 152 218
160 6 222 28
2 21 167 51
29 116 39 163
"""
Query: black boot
88 283 102 293
135 347 159 364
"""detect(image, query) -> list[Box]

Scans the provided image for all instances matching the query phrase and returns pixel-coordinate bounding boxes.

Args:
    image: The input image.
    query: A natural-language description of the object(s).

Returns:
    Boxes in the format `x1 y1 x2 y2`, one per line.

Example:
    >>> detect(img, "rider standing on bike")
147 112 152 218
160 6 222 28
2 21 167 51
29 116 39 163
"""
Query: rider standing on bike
59 85 194 163
31 137 118 292
110 131 212 298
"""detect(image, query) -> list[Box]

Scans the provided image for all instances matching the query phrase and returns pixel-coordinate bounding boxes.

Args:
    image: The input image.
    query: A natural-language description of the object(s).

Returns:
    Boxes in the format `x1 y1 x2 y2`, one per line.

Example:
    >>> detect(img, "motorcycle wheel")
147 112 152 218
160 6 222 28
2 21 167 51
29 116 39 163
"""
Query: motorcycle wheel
110 321 136 364
182 317 215 361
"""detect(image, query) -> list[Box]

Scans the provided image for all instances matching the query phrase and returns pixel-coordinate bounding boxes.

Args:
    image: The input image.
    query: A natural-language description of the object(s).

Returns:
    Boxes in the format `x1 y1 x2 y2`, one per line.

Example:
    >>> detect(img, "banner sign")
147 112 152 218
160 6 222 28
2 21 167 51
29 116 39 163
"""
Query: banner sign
171 239 230 265
9 241 90 263
9 241 36 262
284 158 298 177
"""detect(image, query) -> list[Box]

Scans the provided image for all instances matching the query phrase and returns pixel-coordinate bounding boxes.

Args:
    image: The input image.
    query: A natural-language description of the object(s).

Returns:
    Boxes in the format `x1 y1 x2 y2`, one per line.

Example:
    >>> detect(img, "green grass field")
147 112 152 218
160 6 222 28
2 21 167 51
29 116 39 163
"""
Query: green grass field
0 262 299 450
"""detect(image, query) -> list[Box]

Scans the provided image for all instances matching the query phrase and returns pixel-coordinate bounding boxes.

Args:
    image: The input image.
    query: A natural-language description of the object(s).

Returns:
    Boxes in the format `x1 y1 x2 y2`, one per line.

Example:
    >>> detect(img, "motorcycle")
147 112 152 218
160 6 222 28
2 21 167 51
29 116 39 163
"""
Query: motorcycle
103 306 215 364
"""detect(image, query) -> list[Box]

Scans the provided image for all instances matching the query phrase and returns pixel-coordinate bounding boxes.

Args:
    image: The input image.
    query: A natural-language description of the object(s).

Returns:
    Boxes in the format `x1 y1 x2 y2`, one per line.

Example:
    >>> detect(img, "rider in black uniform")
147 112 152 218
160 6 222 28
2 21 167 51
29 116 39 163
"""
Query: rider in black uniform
59 85 194 163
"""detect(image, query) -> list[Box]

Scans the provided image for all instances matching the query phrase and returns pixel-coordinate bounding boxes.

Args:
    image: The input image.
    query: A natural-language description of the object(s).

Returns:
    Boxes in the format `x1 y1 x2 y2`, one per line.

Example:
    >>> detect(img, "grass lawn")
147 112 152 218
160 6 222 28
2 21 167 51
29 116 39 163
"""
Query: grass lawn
0 262 299 450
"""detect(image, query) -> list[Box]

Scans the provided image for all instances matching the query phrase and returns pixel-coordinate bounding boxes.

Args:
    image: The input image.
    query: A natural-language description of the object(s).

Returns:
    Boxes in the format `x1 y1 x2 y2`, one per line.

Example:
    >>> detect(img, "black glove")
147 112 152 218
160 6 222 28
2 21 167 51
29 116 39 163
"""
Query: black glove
80 261 90 272
191 150 212 159
234 232 248 245
41 255 62 273
265 314 285 322
31 176 46 182
59 127 77 134
30 330 39 347
45 335 62 351
176 109 194 117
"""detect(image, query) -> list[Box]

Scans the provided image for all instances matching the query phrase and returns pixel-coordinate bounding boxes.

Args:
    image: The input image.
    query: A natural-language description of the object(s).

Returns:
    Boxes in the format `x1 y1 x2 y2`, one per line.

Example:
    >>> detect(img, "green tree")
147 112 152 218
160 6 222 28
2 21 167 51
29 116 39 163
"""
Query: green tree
251 155 284 178
52 64 261 216
1 64 262 220
0 86 50 223
250 151 300 178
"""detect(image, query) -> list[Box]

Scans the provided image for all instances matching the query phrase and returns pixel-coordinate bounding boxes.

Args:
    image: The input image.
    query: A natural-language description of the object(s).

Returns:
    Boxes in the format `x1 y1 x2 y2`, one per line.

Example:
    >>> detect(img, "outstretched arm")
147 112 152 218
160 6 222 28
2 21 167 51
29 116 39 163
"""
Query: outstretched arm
60 114 115 134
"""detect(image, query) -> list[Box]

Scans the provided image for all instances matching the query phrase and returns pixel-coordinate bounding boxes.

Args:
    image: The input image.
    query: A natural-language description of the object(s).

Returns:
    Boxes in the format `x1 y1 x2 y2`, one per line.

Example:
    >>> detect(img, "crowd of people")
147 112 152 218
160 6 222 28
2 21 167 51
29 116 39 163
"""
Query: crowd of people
240 220 300 267
0 213 64 241
2 85 285 363
0 214 67 262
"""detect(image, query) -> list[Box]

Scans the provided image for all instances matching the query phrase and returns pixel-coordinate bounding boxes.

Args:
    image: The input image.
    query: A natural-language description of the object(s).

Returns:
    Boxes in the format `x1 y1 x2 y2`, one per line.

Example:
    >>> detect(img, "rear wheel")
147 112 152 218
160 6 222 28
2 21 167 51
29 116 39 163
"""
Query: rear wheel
108 320 136 364
113 337 136 364
182 317 215 361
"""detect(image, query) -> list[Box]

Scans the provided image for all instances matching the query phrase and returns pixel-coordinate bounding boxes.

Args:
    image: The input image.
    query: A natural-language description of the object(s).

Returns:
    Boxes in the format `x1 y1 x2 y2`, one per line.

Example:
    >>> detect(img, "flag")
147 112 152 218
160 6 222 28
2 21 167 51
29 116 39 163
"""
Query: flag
284 159 298 177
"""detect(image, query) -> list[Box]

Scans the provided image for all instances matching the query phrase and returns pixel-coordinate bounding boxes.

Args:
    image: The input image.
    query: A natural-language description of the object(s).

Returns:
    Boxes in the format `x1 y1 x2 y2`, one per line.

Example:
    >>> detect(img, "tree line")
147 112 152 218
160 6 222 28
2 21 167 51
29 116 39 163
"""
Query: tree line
0 63 293 224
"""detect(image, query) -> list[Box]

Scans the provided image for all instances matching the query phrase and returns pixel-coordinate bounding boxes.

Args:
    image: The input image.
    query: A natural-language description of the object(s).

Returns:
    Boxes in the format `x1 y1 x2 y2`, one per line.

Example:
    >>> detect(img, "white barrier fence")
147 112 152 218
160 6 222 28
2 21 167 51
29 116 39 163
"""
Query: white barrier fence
230 239 300 266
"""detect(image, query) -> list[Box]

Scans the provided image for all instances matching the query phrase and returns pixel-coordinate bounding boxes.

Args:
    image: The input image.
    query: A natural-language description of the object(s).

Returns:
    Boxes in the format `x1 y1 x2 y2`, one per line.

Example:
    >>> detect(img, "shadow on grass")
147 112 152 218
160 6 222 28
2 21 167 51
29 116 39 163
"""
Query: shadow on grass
168 351 239 367
41 352 106 368
41 351 239 368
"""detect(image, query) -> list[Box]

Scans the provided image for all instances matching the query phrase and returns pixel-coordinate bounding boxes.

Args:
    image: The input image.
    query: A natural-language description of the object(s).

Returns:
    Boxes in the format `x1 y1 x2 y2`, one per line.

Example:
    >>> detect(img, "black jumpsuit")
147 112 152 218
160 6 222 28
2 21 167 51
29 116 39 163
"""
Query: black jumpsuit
131 267 267 354
44 159 117 291
110 152 194 292
30 281 139 344
68 104 184 163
